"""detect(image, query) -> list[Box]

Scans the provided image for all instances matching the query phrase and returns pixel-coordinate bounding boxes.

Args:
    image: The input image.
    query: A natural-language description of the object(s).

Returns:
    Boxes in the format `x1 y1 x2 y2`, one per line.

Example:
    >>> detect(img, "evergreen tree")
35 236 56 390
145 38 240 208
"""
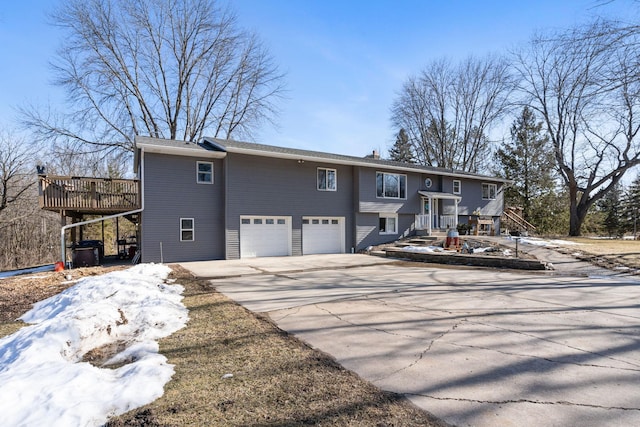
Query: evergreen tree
496 107 555 224
388 129 416 163
597 183 623 237
622 175 640 238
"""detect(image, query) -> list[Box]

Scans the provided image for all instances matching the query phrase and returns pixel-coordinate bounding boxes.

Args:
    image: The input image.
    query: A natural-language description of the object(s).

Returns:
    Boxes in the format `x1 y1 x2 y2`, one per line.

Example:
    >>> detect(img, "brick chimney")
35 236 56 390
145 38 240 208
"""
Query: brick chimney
365 150 380 160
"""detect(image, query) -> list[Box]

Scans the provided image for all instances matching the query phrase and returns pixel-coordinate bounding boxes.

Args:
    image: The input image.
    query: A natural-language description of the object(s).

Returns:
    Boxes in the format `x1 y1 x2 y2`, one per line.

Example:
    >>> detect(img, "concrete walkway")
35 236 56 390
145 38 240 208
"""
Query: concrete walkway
181 254 640 427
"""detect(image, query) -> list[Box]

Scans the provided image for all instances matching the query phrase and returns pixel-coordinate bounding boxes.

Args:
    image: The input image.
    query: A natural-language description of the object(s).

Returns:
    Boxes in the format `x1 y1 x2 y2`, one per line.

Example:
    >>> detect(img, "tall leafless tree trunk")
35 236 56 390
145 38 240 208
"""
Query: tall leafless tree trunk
21 0 285 158
391 55 514 173
514 20 640 236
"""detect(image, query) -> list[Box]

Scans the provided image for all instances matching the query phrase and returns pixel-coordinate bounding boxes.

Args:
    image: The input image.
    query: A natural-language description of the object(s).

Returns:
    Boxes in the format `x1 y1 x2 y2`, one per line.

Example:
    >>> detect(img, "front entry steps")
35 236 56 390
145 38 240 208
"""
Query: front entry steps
394 236 438 248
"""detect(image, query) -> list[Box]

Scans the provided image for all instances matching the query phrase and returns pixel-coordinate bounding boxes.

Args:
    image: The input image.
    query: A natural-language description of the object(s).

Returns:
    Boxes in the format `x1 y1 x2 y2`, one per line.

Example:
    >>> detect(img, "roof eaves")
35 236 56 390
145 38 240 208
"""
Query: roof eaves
206 137 508 182
135 136 226 159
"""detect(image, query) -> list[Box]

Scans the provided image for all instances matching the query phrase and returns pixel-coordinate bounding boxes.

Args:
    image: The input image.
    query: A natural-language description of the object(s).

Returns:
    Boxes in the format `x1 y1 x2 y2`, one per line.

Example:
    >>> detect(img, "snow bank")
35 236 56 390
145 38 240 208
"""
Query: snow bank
0 264 188 427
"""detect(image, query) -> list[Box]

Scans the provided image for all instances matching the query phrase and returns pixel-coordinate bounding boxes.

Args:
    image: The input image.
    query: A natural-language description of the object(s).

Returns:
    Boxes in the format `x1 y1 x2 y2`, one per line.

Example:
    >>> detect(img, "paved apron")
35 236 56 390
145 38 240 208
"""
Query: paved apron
182 253 640 427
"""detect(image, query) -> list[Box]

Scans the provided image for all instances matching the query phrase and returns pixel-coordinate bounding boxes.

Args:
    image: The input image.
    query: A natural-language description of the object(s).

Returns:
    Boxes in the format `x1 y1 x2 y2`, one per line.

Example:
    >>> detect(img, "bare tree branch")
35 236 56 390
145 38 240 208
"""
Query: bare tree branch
21 0 285 157
514 19 640 235
391 55 514 173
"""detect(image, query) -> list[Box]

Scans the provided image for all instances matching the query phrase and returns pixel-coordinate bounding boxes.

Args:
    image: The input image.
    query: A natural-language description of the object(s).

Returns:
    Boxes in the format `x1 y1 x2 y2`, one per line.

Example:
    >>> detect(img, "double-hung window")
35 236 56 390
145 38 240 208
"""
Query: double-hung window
317 168 337 191
376 172 406 199
379 214 398 234
197 161 213 184
453 180 461 194
180 218 194 241
482 183 497 200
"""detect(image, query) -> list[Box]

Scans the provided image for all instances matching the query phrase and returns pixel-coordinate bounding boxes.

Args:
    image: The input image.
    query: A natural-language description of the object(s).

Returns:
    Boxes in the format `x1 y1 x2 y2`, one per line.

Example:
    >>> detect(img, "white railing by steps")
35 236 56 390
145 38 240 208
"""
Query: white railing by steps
415 214 429 230
415 214 457 231
439 215 457 229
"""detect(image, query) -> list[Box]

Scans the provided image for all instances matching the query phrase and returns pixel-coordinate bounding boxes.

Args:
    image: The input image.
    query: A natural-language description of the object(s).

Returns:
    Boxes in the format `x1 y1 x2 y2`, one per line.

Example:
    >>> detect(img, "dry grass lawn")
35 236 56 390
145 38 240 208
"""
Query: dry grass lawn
0 265 447 427
555 237 640 271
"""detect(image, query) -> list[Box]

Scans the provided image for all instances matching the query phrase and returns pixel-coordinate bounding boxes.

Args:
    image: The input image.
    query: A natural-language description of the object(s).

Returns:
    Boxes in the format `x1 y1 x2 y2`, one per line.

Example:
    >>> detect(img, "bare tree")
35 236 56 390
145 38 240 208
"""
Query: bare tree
0 131 60 271
21 0 285 157
0 131 34 216
514 20 640 236
391 55 513 173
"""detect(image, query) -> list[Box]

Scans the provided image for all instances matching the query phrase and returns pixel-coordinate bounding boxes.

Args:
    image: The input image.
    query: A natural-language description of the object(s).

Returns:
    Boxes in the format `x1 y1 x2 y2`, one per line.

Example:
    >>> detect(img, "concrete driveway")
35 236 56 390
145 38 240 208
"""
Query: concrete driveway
181 254 640 427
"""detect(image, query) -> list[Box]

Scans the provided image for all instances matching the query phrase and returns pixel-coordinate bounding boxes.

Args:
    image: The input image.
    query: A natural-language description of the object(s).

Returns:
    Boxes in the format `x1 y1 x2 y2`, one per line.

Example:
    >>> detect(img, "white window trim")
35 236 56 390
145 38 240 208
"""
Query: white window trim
180 218 195 241
196 161 214 184
317 167 337 191
482 183 497 200
379 213 398 235
376 171 407 199
453 180 461 195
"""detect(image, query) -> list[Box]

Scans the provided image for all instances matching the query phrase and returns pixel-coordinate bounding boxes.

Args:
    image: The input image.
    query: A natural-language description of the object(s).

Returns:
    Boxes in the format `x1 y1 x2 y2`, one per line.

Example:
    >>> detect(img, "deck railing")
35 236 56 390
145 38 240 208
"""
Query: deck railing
39 175 140 212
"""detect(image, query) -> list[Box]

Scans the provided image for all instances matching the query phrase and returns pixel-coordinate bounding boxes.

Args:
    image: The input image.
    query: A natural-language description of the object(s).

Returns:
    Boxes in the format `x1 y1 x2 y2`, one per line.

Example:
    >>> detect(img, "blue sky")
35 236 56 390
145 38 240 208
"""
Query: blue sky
0 1 637 157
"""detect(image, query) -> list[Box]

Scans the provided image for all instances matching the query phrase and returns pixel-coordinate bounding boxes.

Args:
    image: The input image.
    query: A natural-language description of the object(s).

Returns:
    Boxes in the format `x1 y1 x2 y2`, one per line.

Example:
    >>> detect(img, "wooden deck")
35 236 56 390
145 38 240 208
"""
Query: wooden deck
39 175 140 216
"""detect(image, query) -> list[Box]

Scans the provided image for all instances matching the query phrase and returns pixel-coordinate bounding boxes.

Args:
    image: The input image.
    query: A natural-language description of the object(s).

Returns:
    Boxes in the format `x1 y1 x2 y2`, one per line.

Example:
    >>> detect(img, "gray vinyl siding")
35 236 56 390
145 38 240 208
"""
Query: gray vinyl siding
355 212 415 250
457 179 504 217
353 167 423 250
224 153 354 259
356 168 421 214
141 152 224 263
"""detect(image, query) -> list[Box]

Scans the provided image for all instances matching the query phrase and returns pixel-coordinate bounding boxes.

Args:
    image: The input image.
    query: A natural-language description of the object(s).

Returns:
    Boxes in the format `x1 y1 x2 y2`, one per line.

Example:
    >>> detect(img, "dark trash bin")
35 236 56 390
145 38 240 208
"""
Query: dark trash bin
73 247 99 267
75 240 104 261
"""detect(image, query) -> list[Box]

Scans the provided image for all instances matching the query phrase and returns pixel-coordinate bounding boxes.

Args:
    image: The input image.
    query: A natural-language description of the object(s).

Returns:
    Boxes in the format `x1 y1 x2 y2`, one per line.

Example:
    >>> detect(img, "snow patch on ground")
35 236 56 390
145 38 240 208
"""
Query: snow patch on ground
506 236 581 248
401 246 445 253
0 263 188 427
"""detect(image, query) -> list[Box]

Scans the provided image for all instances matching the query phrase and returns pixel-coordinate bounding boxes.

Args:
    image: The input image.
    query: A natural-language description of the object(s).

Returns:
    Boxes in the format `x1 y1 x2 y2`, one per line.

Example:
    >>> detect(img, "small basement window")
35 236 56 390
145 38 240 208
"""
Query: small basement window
379 214 398 235
180 218 194 241
197 161 213 184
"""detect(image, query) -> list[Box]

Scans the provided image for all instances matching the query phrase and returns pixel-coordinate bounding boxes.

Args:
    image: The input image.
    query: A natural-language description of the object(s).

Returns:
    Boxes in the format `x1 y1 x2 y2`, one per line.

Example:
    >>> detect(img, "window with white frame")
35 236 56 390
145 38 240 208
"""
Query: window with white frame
453 180 461 194
379 214 398 234
317 168 337 191
376 172 407 199
180 218 194 241
196 161 213 184
482 183 497 200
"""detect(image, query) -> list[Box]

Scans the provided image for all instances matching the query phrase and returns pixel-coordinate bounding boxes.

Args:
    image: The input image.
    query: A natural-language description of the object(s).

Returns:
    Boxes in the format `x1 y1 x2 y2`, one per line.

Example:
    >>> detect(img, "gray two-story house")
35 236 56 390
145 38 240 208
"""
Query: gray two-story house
134 136 507 263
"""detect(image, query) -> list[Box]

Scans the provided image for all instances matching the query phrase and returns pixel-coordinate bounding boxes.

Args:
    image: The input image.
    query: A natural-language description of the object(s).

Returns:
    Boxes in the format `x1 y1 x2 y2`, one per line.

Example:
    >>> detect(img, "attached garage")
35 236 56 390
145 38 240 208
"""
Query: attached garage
302 217 345 255
240 216 292 258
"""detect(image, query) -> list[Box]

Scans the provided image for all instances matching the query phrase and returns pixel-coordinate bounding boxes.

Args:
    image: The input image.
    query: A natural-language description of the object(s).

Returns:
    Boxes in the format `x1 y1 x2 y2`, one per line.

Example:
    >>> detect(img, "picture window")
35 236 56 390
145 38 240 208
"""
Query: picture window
376 172 407 199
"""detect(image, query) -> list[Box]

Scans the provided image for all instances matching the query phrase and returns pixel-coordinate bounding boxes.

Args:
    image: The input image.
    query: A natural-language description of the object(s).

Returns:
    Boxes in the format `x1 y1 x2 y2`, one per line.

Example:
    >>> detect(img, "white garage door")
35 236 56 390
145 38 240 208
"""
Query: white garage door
302 217 345 255
240 216 291 258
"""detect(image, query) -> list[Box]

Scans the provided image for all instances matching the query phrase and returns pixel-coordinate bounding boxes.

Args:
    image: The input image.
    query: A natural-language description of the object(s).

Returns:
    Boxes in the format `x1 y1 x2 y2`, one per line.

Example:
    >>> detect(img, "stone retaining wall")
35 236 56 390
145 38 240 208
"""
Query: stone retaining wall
384 247 550 270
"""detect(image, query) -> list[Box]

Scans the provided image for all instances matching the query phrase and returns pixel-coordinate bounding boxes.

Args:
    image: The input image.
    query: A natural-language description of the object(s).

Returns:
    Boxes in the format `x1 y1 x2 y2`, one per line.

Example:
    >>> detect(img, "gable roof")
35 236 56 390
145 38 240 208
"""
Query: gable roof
134 135 509 183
